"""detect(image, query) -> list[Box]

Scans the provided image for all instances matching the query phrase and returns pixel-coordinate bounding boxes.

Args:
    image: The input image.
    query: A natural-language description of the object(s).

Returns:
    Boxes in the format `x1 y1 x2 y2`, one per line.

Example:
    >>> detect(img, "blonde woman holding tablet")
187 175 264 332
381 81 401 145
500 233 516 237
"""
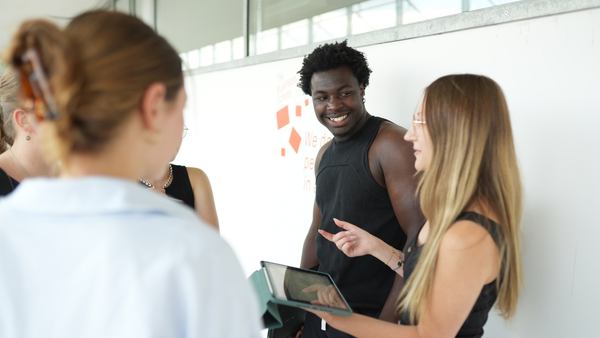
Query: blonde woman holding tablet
310 74 523 338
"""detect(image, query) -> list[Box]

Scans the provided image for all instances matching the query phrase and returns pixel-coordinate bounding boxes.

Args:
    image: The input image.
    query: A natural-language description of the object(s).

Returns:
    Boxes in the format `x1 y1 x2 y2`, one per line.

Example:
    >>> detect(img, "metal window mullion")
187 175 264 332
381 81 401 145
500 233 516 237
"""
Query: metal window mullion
308 17 313 44
153 0 157 31
243 0 249 57
396 0 404 25
347 6 352 36
462 0 471 12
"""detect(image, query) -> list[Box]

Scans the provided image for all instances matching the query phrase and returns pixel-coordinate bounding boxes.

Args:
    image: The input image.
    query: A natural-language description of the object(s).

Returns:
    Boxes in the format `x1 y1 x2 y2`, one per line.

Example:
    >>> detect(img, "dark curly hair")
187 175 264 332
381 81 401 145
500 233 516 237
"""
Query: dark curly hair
297 40 372 96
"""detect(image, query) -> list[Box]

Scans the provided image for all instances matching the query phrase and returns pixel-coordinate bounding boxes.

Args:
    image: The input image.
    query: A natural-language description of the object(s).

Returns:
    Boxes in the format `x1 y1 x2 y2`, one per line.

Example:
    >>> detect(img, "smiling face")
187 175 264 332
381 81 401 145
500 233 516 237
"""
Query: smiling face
310 66 368 141
404 100 432 172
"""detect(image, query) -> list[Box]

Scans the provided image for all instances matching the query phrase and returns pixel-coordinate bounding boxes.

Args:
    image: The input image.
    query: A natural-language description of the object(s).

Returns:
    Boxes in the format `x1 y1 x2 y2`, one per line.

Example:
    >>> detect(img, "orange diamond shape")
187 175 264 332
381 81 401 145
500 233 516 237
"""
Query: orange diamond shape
289 127 301 153
281 148 286 156
296 106 302 117
276 106 289 130
305 99 309 106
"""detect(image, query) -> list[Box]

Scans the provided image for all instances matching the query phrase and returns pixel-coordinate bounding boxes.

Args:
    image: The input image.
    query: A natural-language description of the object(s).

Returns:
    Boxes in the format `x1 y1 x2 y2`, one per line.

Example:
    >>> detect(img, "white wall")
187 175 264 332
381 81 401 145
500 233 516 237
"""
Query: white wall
175 7 600 337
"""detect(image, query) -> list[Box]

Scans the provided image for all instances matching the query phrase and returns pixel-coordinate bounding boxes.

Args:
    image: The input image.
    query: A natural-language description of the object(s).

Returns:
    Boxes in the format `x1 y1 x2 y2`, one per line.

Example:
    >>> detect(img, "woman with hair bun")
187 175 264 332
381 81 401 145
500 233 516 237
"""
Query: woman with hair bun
308 74 524 338
0 67 54 193
0 11 260 338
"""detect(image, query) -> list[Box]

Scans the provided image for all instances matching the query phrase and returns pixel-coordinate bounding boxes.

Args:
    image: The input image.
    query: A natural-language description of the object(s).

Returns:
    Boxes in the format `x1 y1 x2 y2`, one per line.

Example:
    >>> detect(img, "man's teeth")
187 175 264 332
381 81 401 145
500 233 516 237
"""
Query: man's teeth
330 115 347 122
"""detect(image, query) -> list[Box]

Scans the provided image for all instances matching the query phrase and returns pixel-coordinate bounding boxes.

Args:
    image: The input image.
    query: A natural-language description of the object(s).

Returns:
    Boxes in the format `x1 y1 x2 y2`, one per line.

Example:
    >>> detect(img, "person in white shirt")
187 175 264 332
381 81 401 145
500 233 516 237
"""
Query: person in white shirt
0 10 261 338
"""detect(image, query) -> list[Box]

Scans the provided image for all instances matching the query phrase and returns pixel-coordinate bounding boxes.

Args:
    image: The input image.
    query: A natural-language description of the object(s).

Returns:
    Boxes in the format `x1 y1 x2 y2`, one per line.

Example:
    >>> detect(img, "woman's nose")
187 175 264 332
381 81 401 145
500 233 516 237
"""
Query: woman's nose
405 124 415 141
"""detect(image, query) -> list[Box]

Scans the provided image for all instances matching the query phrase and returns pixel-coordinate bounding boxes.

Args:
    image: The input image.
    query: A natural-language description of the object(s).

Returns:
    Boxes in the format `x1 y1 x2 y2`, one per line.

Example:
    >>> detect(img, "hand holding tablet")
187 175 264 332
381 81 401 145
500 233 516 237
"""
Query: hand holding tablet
256 261 352 316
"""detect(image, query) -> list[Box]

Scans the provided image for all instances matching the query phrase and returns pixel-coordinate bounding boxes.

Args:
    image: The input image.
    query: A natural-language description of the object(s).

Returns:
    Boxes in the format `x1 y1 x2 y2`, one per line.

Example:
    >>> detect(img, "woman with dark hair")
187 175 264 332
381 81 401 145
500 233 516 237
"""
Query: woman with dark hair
0 67 54 193
308 74 524 338
0 11 260 338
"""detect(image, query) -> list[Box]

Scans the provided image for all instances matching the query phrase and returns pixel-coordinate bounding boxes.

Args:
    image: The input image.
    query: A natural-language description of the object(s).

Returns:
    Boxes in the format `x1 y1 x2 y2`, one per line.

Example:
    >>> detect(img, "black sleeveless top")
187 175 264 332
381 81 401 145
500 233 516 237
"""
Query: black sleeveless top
9 176 19 190
140 164 195 210
165 164 195 210
315 116 407 317
400 212 503 338
0 167 16 196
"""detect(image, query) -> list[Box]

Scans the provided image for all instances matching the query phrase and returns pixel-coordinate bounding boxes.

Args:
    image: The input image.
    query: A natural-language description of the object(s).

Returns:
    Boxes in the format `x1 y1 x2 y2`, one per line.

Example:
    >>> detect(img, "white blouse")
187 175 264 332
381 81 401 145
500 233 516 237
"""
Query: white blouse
0 176 261 338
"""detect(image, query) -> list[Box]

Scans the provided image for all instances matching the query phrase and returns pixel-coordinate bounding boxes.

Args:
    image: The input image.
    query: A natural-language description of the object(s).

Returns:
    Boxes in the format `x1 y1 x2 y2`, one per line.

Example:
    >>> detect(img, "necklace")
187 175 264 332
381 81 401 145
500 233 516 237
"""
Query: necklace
8 147 31 178
139 163 173 189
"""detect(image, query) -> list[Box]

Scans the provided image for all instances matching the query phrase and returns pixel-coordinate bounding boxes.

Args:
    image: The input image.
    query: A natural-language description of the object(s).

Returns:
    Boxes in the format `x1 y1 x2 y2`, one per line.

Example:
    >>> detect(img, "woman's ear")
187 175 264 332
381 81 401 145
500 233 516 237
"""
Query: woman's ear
13 109 32 133
140 82 167 131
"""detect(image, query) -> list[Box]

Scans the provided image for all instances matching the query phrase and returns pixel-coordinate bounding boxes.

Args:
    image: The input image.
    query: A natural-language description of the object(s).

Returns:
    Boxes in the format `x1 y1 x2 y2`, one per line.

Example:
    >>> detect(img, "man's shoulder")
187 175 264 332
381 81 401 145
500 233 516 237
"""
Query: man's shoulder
376 119 409 139
367 118 416 181
315 138 333 165
372 119 412 153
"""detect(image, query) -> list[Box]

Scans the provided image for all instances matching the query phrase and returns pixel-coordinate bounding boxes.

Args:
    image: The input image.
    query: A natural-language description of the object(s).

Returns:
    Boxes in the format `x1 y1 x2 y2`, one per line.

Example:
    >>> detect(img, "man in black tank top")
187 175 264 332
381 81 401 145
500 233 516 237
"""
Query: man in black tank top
296 41 424 337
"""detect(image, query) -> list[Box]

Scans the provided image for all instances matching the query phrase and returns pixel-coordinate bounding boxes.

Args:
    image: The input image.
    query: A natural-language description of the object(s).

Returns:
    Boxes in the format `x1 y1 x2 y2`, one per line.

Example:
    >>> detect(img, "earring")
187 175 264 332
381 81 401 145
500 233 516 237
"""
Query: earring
362 97 366 103
26 131 31 141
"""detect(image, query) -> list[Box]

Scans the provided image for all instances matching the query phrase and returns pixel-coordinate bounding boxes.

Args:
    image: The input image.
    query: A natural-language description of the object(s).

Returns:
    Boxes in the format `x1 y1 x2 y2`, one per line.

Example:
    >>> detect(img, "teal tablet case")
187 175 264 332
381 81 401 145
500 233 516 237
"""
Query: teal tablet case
249 269 284 329
248 262 352 330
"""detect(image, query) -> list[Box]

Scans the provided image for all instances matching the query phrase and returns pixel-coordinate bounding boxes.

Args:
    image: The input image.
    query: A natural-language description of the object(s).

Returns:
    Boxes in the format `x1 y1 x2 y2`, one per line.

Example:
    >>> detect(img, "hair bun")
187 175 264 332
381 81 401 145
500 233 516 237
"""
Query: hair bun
3 11 182 160
5 19 82 121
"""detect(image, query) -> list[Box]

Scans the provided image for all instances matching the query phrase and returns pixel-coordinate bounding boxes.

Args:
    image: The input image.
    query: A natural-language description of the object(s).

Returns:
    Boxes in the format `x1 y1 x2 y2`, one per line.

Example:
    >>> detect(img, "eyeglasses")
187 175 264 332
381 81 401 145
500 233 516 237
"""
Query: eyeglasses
12 48 60 121
412 113 426 130
182 125 189 138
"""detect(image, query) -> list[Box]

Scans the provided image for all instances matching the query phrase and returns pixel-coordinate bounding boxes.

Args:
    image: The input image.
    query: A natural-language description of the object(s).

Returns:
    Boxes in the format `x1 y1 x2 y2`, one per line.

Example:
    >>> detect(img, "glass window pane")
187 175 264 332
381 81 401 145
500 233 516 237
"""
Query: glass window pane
157 0 243 68
312 8 349 43
249 0 364 56
232 37 245 60
257 28 279 55
281 19 310 50
351 0 396 35
168 0 526 64
401 0 461 25
215 41 232 64
188 49 200 69
470 0 521 11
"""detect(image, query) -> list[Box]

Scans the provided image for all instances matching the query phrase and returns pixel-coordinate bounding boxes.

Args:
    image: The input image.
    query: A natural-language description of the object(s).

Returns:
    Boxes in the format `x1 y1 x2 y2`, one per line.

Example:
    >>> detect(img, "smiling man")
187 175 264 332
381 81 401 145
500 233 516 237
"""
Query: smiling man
297 41 424 338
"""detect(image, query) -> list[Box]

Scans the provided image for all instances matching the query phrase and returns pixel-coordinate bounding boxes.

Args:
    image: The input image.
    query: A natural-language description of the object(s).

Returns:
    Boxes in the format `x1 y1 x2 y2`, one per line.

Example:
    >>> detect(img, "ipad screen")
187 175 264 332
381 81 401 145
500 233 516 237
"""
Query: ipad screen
263 261 350 312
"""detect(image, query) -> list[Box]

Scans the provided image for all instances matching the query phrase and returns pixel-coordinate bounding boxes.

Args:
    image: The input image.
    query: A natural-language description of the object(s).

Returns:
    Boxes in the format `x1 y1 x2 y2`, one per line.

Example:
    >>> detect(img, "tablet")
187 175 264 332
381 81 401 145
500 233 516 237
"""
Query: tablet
260 261 352 316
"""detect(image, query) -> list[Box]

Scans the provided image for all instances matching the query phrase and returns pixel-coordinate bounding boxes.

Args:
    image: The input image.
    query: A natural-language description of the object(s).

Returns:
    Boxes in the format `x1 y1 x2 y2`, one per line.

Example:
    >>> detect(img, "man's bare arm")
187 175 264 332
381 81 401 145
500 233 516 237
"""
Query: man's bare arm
370 122 425 322
300 201 322 269
372 123 424 240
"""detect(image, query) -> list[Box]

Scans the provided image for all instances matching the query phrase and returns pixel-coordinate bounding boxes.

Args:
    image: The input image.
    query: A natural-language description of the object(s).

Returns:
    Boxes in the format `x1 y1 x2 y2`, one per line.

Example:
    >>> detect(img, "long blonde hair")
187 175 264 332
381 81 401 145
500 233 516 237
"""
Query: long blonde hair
398 74 523 322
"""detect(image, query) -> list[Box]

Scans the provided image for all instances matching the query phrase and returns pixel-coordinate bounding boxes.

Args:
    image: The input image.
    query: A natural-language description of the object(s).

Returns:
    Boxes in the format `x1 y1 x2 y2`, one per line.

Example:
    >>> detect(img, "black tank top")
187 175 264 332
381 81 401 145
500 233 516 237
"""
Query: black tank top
165 164 195 210
401 212 503 338
315 116 407 317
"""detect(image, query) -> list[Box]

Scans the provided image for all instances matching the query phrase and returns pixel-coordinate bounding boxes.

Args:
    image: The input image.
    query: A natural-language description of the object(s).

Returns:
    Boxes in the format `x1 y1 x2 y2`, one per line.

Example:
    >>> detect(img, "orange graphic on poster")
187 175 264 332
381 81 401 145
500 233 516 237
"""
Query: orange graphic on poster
289 127 301 153
276 104 303 156
277 106 290 129
276 72 332 193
